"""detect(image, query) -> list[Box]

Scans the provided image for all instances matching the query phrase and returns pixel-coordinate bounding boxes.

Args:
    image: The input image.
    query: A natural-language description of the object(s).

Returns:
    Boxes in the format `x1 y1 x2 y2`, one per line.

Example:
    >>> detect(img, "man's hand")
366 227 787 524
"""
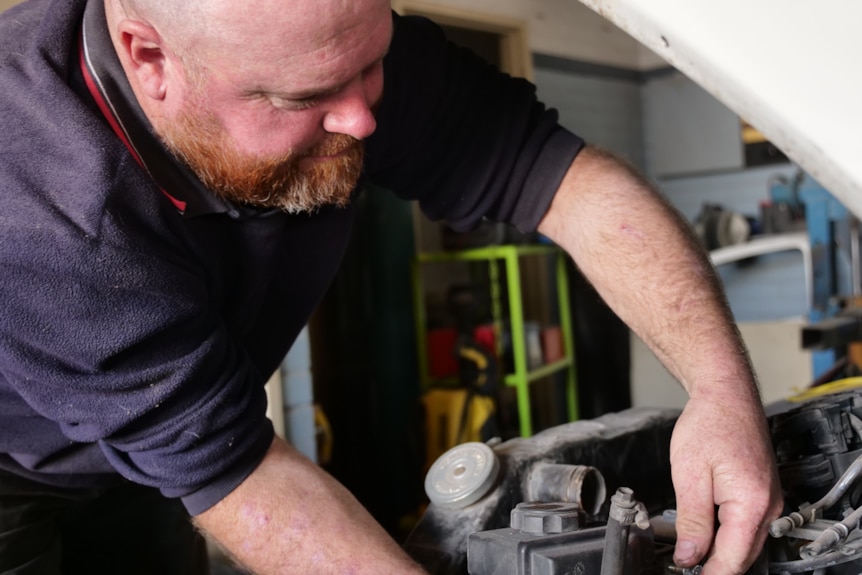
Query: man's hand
670 393 783 574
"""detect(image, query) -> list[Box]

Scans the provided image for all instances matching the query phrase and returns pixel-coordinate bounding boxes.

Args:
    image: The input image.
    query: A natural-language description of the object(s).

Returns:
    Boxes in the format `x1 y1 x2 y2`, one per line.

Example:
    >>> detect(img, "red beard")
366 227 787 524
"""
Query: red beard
159 107 364 214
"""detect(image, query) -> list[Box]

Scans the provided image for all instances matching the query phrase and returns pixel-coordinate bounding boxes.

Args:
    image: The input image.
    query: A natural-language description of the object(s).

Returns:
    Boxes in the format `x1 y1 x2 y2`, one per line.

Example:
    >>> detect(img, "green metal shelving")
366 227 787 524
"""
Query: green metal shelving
411 244 578 437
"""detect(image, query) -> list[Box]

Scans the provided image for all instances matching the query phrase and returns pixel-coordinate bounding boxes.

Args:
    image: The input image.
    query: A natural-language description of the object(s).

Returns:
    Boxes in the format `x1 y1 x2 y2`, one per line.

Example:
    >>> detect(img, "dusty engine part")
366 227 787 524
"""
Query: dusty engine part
771 391 862 491
770 390 862 513
424 442 502 510
408 392 862 574
526 462 607 516
404 408 679 575
765 389 862 573
600 487 652 575
467 498 657 575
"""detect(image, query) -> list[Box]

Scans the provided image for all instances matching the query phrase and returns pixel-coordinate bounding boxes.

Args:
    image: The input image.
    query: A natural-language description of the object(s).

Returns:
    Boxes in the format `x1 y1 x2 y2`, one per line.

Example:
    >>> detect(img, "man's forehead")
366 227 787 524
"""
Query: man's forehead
207 1 392 95
208 0 390 42
208 1 390 64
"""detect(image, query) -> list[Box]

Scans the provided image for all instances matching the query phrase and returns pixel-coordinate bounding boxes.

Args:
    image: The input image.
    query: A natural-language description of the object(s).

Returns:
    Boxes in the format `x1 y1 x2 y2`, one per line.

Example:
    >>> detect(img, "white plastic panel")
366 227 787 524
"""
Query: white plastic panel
578 0 862 217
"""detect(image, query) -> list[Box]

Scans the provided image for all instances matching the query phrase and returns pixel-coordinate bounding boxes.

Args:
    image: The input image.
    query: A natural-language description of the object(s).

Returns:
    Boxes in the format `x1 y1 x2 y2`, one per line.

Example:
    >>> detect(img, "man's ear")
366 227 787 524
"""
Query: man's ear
116 19 170 101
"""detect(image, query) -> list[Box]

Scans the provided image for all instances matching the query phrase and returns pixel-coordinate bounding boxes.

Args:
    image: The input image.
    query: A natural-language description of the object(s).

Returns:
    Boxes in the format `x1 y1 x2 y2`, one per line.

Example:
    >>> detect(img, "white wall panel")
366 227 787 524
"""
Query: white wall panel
396 0 651 69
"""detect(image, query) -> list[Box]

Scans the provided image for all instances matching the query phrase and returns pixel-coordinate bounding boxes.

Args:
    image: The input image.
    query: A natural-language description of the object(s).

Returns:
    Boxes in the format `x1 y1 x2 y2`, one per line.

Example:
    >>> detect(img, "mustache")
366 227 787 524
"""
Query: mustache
302 133 363 158
298 96 379 158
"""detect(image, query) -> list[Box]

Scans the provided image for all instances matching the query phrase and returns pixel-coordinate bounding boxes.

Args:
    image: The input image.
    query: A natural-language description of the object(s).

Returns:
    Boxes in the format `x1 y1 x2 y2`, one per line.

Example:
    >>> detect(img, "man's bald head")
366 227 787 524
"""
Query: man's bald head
115 0 196 23
102 0 392 213
107 0 392 75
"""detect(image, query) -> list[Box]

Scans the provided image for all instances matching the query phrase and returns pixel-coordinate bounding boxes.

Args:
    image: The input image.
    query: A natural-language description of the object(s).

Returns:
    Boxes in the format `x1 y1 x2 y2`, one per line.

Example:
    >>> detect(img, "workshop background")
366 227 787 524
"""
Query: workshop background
0 0 813 545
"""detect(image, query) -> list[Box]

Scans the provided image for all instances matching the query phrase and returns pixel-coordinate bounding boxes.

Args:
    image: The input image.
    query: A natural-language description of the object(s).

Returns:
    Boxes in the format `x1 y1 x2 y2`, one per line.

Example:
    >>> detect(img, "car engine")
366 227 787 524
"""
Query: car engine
405 389 862 574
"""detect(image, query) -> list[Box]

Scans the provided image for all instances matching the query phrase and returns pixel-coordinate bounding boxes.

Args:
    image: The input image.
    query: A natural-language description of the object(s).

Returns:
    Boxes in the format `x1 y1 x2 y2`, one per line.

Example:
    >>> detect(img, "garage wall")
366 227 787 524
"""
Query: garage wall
642 71 745 178
534 57 645 169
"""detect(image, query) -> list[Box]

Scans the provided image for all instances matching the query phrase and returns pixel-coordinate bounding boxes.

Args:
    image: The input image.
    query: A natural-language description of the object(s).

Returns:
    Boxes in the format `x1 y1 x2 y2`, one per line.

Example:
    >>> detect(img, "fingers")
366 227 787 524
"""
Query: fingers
671 464 716 568
701 506 764 575
674 476 779 574
704 440 783 574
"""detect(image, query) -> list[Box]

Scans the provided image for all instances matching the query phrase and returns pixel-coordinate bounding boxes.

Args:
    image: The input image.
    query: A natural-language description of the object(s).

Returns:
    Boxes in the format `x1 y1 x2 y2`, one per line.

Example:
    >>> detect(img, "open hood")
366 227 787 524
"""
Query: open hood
578 0 862 217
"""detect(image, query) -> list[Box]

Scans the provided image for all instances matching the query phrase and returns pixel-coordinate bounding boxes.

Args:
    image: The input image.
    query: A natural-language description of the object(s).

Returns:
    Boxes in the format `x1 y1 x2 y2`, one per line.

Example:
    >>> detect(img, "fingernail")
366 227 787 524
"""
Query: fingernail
675 539 697 563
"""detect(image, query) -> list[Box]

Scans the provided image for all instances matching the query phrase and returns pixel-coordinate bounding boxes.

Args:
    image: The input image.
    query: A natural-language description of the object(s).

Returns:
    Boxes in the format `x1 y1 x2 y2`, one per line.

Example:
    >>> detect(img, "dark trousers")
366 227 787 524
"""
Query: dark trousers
0 468 209 575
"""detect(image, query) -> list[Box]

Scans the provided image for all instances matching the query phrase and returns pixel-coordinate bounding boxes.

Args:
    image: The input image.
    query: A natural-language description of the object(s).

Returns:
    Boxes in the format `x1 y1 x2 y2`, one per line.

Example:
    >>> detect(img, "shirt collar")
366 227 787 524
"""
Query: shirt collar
79 0 265 219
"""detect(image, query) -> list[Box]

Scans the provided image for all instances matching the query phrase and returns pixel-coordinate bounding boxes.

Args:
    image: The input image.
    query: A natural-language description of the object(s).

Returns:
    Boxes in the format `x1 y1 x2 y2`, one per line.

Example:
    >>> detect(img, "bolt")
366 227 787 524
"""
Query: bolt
611 487 635 507
608 487 638 524
510 502 583 534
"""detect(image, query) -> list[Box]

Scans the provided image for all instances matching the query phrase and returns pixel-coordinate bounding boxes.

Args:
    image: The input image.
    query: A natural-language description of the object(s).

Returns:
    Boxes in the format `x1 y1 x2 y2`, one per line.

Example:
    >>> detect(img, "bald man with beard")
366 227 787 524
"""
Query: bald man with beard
0 0 780 573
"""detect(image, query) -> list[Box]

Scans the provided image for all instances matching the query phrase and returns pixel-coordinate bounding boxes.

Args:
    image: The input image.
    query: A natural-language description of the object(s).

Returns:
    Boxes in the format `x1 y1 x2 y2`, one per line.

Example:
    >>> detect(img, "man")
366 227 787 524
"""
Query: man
0 0 781 573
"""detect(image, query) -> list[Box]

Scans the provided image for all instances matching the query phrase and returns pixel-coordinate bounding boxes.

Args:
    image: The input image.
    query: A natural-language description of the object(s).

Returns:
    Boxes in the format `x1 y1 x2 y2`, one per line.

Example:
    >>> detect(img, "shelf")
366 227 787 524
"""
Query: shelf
412 243 578 437
504 357 572 387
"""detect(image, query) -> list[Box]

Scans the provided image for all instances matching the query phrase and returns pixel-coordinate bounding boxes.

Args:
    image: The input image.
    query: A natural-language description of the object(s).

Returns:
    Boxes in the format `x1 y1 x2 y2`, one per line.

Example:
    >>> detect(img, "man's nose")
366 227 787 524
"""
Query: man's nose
322 67 381 140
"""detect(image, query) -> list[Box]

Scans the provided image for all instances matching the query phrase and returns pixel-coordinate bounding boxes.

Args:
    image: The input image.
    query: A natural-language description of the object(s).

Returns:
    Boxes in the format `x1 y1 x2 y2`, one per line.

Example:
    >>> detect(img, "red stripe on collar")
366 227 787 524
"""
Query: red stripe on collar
78 34 187 214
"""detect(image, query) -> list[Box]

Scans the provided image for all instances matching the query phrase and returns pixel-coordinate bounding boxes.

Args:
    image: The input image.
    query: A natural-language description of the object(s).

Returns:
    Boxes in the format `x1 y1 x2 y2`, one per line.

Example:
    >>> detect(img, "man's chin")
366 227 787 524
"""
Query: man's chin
239 178 358 214
268 194 354 214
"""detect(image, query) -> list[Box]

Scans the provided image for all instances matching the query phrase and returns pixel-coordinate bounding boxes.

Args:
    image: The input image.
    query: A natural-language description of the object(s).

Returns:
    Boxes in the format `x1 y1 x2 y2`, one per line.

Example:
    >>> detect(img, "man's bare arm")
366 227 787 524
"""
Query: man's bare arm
195 436 426 574
538 145 783 574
